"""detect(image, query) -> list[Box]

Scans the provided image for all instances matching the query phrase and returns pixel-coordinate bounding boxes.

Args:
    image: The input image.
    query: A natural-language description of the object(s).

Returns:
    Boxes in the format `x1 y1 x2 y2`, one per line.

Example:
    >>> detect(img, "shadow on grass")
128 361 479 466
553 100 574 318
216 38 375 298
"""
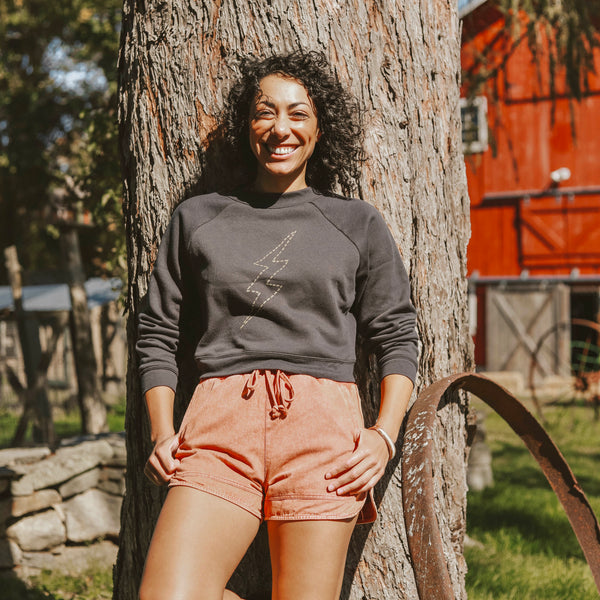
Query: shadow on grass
491 442 600 496
0 572 61 600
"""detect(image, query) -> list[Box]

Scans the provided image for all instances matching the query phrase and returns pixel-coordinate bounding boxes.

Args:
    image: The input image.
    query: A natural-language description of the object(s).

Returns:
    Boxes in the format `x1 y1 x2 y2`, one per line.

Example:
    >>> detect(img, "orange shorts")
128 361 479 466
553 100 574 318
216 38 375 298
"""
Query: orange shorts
169 369 377 523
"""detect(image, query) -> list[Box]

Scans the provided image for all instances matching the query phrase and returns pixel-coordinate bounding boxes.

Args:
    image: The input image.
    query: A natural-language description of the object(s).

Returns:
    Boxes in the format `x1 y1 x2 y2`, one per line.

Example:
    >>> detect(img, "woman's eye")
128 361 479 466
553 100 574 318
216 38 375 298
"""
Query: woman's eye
292 112 308 119
255 110 273 118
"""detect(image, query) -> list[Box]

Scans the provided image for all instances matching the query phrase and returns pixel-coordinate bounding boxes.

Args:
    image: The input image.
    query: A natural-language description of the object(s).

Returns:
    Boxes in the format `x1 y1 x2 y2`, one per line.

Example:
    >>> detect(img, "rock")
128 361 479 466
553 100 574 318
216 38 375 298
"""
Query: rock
62 489 122 543
0 479 9 495
11 489 61 518
464 534 485 549
11 440 113 496
60 431 125 448
20 540 118 574
6 509 66 551
467 415 494 492
101 467 124 481
97 478 125 496
58 468 101 499
0 498 10 524
0 447 51 467
0 465 22 480
0 537 22 568
104 455 127 468
480 371 525 395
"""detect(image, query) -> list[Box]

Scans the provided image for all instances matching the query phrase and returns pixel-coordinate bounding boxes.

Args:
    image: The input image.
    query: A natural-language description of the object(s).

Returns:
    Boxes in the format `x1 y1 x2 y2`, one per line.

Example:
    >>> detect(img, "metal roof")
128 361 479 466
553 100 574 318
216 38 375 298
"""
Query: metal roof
0 278 122 313
459 0 489 18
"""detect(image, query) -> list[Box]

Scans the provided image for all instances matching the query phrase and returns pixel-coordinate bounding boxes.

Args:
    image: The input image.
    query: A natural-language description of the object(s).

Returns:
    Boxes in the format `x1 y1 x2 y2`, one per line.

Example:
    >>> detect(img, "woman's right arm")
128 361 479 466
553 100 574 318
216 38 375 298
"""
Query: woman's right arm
143 385 181 486
137 208 189 485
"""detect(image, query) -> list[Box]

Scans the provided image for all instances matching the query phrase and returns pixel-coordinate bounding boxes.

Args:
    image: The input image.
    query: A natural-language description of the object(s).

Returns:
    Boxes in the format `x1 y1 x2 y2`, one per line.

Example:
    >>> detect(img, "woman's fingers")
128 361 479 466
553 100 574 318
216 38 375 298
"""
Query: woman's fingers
325 429 389 495
144 433 181 486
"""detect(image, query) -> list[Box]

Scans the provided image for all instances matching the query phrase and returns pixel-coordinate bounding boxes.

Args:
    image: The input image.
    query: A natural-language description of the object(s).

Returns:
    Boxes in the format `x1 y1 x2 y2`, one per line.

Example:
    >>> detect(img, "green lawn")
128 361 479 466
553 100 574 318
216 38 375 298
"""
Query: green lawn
1 567 113 599
0 396 126 449
465 397 600 599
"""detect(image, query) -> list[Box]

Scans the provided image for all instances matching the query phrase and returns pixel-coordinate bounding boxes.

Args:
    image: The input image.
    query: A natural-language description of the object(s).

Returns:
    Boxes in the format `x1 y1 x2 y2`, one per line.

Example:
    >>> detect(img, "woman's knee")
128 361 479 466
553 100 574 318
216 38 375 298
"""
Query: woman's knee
139 578 229 600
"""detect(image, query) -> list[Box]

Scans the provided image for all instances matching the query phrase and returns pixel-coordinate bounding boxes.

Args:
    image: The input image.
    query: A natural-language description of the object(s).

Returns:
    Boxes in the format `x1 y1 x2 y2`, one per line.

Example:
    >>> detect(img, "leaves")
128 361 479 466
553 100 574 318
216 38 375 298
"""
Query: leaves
463 0 600 101
0 0 124 282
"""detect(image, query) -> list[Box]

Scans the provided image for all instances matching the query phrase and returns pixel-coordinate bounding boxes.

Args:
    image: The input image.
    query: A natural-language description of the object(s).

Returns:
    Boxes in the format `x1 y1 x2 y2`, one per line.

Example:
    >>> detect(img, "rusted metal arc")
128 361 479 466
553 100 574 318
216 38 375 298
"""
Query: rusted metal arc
401 372 600 599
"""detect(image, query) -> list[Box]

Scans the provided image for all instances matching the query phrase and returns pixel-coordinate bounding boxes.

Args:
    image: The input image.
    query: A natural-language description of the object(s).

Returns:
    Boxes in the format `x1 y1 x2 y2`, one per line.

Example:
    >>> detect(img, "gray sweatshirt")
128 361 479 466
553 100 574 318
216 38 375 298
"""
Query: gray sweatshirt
137 187 418 394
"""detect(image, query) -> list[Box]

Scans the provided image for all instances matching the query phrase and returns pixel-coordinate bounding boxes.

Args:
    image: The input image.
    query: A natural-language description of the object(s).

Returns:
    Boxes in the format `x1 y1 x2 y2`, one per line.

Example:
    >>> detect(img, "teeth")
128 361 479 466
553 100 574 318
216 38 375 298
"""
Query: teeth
268 146 296 155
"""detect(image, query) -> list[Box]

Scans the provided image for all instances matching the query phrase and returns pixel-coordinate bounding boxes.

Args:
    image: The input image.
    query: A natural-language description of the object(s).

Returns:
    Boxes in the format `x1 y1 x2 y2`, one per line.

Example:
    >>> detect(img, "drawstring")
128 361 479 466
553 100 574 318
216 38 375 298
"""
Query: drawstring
242 370 259 399
242 370 295 419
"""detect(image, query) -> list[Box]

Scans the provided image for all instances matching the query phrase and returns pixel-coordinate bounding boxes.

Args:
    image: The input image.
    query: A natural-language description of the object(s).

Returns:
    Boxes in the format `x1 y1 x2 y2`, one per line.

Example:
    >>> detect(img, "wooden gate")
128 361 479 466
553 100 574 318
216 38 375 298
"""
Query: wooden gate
486 283 571 380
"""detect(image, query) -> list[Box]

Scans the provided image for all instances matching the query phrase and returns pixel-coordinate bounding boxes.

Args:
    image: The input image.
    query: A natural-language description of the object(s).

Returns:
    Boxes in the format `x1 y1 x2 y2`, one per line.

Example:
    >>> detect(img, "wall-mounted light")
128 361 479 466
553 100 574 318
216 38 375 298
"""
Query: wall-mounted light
550 167 571 184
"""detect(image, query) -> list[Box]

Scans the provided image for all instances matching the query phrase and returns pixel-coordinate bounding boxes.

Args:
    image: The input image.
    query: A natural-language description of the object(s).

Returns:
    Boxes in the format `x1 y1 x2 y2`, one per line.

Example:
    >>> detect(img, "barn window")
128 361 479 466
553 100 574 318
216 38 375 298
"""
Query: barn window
460 96 488 154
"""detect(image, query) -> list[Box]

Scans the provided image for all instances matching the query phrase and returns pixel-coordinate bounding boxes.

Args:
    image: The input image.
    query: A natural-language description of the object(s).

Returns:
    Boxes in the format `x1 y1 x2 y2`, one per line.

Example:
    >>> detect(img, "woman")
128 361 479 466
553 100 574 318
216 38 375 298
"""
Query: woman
137 50 418 600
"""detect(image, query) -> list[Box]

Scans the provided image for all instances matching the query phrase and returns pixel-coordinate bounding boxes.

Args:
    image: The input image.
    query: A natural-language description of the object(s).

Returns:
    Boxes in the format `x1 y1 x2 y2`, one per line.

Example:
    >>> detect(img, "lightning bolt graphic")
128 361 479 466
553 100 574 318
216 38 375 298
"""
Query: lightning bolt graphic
240 230 297 329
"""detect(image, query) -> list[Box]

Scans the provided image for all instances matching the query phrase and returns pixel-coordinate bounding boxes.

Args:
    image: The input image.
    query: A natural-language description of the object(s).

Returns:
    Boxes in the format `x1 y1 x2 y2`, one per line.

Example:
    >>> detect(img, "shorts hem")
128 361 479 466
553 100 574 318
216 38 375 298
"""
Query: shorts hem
169 479 262 521
265 509 364 522
172 470 263 497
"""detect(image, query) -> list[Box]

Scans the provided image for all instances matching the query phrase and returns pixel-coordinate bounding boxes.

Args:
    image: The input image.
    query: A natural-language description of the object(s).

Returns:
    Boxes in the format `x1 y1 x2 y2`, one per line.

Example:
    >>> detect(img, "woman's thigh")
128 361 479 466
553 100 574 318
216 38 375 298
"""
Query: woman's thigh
139 486 260 600
267 517 358 600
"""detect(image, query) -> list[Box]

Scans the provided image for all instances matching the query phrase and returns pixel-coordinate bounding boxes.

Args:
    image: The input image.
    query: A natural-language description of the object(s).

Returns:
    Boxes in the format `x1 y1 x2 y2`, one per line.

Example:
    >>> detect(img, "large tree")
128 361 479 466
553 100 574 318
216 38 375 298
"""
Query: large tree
115 1 471 598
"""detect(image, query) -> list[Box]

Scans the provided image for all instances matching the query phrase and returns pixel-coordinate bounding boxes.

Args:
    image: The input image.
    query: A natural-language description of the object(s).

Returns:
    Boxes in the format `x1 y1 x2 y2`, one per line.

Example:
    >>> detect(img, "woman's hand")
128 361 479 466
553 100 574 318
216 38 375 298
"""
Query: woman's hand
144 432 181 486
324 428 391 496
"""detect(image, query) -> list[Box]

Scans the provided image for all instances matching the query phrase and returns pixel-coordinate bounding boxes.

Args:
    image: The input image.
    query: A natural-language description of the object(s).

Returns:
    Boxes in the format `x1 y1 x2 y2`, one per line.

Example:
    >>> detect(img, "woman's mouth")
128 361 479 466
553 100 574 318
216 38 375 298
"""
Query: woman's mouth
266 145 297 156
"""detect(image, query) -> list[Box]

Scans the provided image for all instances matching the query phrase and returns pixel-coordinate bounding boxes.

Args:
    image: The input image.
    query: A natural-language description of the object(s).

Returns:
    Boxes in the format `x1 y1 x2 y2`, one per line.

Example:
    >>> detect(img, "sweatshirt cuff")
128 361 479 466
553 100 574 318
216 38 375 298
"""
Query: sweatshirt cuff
379 358 418 384
140 368 178 396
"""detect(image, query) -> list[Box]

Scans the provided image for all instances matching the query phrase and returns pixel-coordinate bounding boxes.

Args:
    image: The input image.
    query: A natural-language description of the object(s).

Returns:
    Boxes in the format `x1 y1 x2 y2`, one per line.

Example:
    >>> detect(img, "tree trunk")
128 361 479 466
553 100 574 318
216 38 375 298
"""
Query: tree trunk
4 245 54 445
115 1 472 599
60 227 108 434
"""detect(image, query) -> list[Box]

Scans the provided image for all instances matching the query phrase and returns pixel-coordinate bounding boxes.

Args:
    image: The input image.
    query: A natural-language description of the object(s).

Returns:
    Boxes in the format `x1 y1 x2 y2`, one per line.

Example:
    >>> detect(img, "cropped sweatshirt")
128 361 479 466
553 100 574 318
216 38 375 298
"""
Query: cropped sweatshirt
136 187 419 395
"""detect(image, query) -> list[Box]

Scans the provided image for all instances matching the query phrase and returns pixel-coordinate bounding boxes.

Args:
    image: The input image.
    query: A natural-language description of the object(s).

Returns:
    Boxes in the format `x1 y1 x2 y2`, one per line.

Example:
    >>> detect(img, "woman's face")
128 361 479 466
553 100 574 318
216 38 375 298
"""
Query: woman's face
249 73 320 193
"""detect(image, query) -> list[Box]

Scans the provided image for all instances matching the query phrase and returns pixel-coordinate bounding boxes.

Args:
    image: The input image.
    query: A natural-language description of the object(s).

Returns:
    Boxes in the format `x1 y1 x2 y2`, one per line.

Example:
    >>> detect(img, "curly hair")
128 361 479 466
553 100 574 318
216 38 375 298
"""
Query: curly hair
219 50 364 196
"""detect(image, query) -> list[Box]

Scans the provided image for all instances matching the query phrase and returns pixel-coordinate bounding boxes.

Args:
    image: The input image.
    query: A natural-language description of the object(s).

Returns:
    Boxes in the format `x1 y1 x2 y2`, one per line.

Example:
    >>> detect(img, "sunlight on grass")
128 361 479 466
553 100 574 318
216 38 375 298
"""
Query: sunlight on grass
0 396 126 449
466 397 600 600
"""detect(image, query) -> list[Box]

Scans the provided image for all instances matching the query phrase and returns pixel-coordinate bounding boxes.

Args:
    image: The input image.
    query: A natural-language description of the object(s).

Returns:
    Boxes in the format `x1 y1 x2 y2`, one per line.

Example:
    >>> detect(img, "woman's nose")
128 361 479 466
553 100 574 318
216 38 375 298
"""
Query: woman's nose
272 115 291 137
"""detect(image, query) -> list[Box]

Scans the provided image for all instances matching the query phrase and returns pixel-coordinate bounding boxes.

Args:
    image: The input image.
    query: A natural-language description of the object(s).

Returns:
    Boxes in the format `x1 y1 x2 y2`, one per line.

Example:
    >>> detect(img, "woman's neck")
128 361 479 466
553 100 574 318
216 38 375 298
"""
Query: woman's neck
252 172 308 194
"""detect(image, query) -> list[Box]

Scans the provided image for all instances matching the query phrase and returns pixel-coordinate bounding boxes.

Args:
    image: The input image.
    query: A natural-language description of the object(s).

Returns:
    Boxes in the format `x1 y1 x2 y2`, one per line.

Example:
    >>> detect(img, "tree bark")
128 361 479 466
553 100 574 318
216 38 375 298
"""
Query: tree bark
60 227 108 434
4 245 54 445
115 1 472 599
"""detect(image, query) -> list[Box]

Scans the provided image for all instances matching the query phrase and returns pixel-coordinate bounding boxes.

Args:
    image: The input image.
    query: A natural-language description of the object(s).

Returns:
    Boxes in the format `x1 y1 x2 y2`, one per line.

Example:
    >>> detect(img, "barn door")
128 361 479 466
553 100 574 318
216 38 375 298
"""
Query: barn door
486 283 570 381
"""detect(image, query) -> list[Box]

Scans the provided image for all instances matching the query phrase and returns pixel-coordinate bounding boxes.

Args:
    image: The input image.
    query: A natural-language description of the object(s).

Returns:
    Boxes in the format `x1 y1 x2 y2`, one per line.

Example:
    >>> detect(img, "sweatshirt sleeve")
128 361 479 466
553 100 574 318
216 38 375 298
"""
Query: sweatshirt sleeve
136 207 188 395
353 209 419 382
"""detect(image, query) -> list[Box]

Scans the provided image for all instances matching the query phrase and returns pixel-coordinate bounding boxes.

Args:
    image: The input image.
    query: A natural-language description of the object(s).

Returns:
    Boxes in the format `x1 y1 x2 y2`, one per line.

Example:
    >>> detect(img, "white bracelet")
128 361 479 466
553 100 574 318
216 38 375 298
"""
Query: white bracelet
371 426 396 461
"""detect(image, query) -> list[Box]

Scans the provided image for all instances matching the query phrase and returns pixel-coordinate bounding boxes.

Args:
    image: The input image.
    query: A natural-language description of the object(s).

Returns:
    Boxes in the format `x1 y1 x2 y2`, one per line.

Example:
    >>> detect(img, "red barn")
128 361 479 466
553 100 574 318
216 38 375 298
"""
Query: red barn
460 0 600 380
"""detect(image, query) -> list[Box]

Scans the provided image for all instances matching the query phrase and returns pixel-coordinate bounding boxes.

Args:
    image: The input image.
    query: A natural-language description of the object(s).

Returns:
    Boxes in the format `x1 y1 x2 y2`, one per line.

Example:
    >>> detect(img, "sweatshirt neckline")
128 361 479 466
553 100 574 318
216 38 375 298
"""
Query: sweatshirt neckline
233 186 317 209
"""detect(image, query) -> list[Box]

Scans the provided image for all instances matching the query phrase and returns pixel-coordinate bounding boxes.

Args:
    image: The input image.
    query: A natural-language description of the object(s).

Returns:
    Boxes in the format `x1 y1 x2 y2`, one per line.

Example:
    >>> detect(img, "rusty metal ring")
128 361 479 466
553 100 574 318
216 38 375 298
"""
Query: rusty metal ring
402 372 600 599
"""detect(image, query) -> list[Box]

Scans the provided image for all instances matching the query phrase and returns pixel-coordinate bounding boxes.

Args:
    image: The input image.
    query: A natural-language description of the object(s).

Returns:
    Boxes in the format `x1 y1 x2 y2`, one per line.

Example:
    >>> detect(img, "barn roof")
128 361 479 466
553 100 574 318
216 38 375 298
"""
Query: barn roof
459 0 489 18
0 278 122 313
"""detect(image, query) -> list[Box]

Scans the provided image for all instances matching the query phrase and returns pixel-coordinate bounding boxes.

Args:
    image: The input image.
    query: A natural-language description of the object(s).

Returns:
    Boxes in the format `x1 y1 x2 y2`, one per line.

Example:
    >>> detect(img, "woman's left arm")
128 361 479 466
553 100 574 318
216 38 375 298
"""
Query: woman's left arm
325 373 413 496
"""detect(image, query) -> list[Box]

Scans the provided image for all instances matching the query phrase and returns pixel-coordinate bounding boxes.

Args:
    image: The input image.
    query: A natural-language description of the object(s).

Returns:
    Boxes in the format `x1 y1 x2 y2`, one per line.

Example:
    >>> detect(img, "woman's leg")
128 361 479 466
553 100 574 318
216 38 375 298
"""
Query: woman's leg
139 486 260 600
267 517 358 600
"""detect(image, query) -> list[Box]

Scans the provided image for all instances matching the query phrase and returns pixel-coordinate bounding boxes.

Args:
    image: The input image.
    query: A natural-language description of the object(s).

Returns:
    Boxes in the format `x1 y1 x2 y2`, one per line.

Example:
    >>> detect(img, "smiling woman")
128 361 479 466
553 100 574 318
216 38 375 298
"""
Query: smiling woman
136 50 419 600
248 74 321 192
221 51 364 196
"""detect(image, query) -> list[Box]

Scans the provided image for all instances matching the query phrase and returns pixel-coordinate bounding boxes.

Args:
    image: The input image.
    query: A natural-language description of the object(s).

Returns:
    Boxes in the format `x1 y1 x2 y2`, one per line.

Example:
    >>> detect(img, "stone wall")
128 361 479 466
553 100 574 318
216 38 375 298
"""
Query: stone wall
0 433 125 576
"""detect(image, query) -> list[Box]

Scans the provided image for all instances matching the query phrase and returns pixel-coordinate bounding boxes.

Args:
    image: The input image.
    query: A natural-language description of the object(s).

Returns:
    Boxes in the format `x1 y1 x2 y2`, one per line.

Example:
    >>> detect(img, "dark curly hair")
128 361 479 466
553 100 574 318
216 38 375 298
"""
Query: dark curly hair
219 50 364 195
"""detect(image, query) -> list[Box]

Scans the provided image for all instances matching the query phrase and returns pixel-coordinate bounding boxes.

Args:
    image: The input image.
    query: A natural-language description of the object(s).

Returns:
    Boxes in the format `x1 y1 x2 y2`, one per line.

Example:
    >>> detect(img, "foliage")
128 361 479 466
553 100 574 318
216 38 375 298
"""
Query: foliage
0 0 124 282
465 398 600 599
463 0 600 101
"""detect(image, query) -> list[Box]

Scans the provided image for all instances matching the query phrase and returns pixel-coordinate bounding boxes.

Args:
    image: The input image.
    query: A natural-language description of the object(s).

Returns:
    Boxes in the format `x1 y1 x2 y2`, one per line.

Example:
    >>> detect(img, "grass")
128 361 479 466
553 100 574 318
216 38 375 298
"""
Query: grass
465 397 600 599
0 567 113 600
0 396 126 449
